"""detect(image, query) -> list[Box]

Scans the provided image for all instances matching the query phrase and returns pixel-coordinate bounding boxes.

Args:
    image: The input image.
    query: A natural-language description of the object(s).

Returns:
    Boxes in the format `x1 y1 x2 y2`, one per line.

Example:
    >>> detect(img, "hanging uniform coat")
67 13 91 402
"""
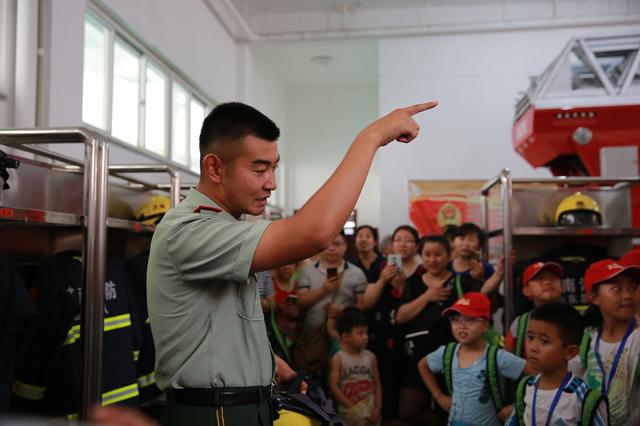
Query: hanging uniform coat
126 251 161 401
12 252 141 418
0 258 38 413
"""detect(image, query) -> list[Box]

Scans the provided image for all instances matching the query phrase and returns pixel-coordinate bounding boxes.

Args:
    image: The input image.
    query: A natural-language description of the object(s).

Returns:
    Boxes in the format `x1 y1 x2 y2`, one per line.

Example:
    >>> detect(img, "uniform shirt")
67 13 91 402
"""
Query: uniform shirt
426 344 526 426
297 261 366 333
568 327 640 426
505 373 608 426
256 271 275 298
147 188 273 390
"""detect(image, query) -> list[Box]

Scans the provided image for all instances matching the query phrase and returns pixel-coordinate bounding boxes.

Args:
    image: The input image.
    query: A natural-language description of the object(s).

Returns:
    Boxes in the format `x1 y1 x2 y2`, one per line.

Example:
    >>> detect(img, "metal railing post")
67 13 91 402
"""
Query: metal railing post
500 169 514 327
80 131 109 418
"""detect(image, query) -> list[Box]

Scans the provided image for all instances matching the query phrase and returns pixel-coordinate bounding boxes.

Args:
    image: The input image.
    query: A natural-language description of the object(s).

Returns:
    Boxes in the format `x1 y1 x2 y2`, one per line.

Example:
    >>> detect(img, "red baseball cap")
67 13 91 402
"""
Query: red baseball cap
584 259 640 294
442 292 490 320
522 262 564 286
620 249 640 268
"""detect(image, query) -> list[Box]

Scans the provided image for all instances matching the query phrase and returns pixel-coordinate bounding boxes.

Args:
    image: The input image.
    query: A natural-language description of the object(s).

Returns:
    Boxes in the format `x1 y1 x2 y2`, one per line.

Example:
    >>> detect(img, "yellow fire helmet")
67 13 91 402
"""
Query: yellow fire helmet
555 192 602 226
274 409 320 426
135 194 171 225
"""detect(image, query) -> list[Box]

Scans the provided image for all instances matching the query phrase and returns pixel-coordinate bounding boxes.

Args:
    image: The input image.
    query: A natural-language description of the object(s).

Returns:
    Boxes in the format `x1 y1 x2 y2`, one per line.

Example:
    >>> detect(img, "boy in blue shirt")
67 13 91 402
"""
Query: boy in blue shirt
418 292 527 425
506 302 608 426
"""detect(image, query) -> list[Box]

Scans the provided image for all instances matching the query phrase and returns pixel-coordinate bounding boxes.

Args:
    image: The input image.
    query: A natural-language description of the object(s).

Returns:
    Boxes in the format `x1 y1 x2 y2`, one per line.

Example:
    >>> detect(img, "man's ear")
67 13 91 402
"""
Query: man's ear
564 344 580 361
202 153 224 183
523 285 532 299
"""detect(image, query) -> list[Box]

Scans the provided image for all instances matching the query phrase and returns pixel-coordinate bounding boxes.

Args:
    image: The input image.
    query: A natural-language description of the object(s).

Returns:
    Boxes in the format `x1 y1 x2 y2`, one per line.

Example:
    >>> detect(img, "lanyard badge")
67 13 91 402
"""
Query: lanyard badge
532 372 572 426
594 318 636 396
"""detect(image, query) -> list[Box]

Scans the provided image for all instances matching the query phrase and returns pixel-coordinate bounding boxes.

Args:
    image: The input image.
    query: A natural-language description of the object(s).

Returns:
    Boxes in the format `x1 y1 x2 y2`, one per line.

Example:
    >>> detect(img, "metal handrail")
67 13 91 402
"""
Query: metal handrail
7 143 183 203
481 169 640 327
0 127 108 419
108 164 181 207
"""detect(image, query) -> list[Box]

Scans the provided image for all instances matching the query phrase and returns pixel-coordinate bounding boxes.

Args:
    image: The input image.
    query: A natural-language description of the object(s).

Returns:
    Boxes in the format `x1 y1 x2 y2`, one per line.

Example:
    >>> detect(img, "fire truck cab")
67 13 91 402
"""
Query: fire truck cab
513 33 640 178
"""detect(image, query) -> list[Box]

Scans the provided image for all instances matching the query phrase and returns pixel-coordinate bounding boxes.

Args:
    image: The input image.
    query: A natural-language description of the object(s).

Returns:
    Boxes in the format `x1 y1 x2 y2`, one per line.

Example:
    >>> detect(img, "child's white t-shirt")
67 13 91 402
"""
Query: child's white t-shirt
568 327 640 426
505 373 608 426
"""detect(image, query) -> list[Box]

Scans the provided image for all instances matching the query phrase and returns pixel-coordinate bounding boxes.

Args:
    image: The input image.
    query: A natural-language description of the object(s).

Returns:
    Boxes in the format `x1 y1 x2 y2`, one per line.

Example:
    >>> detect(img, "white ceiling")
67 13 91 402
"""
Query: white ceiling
251 38 378 88
222 0 640 40
231 0 430 15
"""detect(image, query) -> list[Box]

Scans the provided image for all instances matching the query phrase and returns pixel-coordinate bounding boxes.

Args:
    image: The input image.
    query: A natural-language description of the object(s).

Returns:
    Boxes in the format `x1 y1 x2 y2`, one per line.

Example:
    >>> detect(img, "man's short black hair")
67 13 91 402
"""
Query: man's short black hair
529 302 584 346
336 308 368 335
199 102 280 164
455 222 485 245
418 235 451 256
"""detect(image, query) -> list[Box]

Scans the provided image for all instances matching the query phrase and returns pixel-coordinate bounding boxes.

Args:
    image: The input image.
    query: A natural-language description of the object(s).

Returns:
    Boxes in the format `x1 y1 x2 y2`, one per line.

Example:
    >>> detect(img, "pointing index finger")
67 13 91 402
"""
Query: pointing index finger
402 101 438 116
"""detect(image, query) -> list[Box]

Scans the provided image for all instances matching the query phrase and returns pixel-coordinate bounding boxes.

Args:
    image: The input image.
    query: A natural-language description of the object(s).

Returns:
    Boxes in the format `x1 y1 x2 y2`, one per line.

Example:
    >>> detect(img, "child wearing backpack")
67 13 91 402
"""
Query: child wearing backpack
418 292 529 425
506 303 608 426
568 259 640 426
505 262 564 358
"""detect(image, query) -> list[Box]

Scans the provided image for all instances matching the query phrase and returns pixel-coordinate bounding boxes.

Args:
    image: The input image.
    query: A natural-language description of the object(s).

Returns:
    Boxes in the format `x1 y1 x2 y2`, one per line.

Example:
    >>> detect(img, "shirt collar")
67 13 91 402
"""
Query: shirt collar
185 188 237 221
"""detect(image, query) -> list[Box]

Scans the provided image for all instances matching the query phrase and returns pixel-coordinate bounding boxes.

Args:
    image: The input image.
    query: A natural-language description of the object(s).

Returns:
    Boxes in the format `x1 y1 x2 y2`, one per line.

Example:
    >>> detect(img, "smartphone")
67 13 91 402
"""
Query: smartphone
327 267 338 280
388 254 402 269
470 251 482 262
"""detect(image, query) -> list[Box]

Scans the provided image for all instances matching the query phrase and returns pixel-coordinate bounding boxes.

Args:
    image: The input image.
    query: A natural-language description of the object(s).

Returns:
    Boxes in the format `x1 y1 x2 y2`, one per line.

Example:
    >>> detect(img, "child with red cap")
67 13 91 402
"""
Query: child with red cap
568 259 640 426
505 262 564 358
418 292 529 425
620 248 640 323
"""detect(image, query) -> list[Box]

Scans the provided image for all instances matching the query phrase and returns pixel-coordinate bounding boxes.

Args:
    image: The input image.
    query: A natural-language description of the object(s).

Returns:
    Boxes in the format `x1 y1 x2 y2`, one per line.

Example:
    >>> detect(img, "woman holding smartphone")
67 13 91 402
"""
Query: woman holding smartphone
361 225 421 420
395 235 482 425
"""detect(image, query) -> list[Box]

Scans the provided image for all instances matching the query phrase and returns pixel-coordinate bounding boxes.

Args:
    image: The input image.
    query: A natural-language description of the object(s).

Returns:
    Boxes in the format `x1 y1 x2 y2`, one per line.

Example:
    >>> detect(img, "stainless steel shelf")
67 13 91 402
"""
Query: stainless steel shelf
0 204 82 226
106 217 155 233
488 227 640 237
0 204 155 233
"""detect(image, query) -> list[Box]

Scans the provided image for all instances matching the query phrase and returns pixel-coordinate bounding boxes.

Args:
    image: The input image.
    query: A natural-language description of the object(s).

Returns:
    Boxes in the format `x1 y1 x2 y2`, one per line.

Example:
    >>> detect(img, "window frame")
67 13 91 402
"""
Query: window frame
83 3 214 173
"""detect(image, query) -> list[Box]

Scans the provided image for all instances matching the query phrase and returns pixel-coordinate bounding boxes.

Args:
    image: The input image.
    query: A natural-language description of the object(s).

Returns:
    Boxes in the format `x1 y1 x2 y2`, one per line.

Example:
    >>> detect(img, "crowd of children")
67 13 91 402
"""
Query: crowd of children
262 223 640 426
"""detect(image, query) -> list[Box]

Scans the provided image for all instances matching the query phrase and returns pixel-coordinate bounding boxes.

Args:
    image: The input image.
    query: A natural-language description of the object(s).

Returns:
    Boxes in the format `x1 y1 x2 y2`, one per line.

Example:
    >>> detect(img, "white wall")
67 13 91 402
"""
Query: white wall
7 0 241 182
285 86 380 226
378 23 640 237
101 0 239 103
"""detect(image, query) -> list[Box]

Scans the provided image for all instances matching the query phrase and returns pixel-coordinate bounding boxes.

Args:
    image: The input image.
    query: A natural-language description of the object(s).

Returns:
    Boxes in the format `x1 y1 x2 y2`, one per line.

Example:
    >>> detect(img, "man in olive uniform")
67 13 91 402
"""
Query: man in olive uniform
147 101 437 425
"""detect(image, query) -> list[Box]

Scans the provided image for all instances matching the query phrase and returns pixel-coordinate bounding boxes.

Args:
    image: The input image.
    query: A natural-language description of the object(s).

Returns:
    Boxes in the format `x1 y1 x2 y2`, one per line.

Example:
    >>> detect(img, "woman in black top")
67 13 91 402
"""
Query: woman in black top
361 225 421 420
350 225 385 283
395 235 481 425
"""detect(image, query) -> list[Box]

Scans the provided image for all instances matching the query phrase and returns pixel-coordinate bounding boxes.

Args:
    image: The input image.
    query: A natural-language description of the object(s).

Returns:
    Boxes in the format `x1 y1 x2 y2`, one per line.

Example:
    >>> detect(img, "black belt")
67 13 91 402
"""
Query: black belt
168 385 272 407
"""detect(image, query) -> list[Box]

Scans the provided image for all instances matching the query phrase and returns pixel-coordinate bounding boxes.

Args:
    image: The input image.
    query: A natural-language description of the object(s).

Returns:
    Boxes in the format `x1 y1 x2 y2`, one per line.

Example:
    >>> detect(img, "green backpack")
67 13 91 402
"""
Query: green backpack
514 312 530 358
443 342 507 411
514 375 607 426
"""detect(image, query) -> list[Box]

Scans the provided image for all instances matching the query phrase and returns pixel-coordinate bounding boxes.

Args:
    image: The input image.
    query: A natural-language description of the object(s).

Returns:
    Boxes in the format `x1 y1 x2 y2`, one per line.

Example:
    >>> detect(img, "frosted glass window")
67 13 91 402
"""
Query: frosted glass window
144 63 167 155
82 15 109 129
189 99 205 173
112 38 140 145
171 83 189 165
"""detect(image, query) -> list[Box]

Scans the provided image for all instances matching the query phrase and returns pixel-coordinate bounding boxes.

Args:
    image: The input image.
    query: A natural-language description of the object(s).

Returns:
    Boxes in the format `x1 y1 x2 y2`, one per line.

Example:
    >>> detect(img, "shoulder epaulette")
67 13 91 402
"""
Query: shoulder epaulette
194 205 221 213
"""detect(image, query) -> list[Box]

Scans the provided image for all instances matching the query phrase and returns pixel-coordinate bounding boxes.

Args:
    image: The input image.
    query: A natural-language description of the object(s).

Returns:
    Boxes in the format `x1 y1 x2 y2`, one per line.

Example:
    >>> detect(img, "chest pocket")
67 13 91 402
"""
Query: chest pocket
236 277 263 321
